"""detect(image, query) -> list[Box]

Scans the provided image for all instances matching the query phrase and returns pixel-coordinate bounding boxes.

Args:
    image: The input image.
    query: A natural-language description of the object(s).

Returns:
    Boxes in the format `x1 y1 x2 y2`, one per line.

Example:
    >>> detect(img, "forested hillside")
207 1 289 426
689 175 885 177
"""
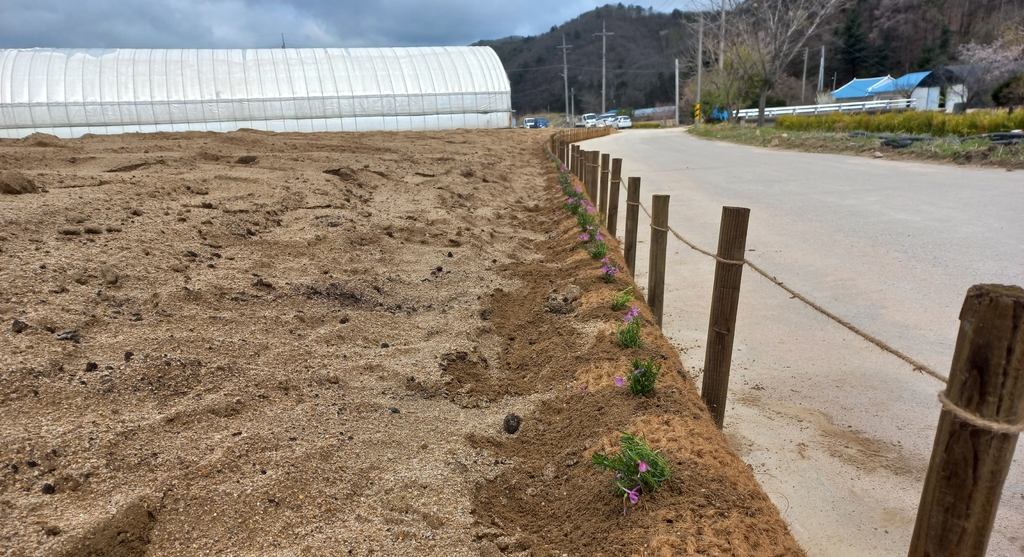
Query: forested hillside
476 1 1024 115
474 4 692 116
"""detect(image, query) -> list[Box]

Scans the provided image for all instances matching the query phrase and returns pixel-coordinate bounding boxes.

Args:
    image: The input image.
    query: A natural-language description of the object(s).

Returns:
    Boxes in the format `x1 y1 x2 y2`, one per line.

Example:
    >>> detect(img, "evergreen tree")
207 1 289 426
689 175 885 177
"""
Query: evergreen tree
836 2 870 81
914 25 952 71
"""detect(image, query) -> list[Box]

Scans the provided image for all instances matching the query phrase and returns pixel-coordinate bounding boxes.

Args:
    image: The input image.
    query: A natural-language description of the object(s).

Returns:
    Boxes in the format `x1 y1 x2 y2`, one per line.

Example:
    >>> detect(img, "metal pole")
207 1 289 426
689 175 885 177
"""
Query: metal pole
817 45 825 93
696 18 703 128
675 58 680 126
570 87 575 126
801 47 808 104
558 35 572 126
595 21 614 114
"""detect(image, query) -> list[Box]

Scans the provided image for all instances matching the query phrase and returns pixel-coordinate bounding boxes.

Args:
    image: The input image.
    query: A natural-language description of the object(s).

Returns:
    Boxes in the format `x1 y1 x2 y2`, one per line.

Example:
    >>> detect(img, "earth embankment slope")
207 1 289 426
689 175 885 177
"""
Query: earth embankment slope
1 129 800 556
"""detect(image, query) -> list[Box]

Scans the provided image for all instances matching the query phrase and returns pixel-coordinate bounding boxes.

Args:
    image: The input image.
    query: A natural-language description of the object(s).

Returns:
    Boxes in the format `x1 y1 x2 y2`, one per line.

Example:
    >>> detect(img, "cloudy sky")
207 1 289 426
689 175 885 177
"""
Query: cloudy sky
1 0 704 50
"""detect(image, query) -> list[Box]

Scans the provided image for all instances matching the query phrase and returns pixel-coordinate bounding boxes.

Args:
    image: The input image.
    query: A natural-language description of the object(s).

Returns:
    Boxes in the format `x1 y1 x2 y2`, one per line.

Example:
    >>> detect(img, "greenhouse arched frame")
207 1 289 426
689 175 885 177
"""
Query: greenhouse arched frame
0 47 512 138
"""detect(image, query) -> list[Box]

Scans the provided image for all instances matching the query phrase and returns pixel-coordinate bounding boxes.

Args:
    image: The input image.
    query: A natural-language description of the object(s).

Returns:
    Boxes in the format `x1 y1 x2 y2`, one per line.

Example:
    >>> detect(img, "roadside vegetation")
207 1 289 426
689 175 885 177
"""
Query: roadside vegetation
689 122 1024 169
776 110 1024 135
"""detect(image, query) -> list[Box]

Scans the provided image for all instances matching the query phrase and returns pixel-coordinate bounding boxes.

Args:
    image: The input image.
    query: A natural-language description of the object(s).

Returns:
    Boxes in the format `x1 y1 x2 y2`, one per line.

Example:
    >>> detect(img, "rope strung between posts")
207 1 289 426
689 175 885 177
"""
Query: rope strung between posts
937 393 1024 434
620 180 949 384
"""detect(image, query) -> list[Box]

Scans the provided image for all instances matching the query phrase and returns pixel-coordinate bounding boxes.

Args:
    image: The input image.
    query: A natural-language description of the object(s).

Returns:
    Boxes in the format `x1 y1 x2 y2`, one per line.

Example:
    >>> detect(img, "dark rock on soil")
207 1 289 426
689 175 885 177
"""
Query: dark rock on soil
41 483 55 494
388 406 400 414
503 413 522 434
56 329 82 342
85 362 98 372
12 319 30 333
124 351 134 362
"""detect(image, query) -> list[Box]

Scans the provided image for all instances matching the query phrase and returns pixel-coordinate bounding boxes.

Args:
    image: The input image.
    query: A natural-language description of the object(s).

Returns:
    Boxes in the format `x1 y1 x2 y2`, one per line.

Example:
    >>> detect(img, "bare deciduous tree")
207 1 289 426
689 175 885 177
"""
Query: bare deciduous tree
726 0 849 125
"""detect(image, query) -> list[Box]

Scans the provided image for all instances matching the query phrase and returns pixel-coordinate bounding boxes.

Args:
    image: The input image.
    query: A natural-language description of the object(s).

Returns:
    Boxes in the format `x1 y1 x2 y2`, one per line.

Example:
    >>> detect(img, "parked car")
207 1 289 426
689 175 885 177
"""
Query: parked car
579 113 598 127
613 115 632 129
535 117 549 128
596 112 618 127
521 117 536 129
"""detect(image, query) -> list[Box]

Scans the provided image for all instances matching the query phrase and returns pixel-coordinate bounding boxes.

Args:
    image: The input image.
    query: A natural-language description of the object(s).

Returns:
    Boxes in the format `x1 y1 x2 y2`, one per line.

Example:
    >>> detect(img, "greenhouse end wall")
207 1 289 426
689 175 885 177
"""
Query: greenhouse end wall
0 47 512 138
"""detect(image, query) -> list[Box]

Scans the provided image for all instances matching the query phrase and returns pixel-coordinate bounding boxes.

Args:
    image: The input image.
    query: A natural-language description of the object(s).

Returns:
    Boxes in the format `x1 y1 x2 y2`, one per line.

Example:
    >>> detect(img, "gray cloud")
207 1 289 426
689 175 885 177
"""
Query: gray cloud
1 1 697 49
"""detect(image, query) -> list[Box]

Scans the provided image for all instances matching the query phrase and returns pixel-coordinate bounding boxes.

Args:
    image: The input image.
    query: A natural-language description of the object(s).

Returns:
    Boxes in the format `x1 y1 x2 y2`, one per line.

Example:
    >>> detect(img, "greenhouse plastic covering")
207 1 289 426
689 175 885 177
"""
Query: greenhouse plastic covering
0 47 512 138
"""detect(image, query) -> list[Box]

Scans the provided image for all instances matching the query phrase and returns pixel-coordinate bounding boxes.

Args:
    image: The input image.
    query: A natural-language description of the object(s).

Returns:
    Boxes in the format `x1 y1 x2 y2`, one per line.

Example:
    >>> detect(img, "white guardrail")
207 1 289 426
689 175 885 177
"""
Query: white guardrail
735 98 917 119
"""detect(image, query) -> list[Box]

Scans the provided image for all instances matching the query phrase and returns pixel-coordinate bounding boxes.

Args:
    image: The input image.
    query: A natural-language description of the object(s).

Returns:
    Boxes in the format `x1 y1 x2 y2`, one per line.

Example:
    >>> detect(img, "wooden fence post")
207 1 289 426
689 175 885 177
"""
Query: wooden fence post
623 177 641 274
647 195 670 328
908 284 1024 557
700 206 750 430
586 151 599 203
599 153 610 220
608 158 622 236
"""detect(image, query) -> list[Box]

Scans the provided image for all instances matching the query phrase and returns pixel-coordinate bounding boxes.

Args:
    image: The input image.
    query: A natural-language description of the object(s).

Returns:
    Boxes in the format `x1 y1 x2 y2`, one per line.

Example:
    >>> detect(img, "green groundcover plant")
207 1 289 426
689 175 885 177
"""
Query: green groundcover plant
600 258 619 282
617 306 642 348
615 357 661 395
611 286 634 310
593 432 672 513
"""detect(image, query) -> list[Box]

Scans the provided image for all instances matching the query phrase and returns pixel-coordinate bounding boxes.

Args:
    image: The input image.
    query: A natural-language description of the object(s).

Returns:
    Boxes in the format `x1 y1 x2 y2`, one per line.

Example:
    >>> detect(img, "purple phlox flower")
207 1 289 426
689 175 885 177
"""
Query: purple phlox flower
578 233 590 242
586 205 597 214
633 367 644 375
595 232 604 241
623 306 640 322
575 184 582 193
579 385 587 392
614 376 625 387
601 257 610 264
622 485 640 504
602 265 618 276
615 472 623 479
561 165 568 172
638 461 649 473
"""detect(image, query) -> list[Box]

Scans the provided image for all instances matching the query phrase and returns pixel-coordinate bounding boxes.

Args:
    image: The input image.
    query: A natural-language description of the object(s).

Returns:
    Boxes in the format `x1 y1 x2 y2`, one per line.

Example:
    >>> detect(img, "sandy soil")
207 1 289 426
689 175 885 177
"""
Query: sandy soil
1 128 800 556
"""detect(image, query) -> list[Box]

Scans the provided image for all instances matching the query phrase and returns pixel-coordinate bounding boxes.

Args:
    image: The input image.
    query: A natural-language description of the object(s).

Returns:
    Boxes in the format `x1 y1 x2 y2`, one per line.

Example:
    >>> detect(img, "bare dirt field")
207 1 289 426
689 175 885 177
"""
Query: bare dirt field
2 128 800 556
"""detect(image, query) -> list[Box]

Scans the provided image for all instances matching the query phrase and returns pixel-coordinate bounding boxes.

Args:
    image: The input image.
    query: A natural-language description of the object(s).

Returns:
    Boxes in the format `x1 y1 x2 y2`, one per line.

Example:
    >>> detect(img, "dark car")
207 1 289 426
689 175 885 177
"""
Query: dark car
535 117 549 128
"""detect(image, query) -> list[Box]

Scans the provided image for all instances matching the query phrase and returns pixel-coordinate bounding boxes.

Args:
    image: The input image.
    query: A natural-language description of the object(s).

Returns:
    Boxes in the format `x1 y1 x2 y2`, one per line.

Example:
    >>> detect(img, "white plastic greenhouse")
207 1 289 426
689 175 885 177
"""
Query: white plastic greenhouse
0 47 512 138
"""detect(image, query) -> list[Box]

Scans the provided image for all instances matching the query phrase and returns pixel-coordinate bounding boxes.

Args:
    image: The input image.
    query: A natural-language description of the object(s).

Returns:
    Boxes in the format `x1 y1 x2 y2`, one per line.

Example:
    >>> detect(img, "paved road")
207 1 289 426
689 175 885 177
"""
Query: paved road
584 129 1024 557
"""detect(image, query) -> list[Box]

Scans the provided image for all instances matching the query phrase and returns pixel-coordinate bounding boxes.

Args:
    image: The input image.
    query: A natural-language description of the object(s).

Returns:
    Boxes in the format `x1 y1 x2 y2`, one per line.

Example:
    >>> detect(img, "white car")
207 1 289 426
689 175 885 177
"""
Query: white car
580 113 598 127
613 115 632 129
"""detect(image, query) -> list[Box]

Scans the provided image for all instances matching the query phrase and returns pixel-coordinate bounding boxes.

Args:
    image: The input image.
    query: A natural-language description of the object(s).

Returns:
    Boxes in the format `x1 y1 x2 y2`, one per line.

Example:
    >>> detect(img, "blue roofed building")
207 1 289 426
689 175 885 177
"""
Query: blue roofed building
868 71 968 112
830 71 969 112
831 76 892 102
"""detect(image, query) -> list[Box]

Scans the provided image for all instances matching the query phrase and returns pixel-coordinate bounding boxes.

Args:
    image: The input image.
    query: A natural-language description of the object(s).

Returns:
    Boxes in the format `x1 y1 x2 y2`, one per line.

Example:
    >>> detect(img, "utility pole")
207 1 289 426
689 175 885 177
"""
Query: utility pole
801 47 808 104
281 33 286 49
557 35 572 126
696 18 703 129
719 0 726 69
817 45 825 93
594 21 614 114
570 87 575 126
674 58 679 126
